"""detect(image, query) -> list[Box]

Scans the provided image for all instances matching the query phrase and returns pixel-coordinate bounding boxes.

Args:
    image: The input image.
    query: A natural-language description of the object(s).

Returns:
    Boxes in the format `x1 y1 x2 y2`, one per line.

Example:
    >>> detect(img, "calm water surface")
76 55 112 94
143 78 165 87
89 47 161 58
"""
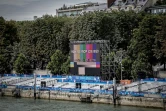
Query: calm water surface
0 97 163 111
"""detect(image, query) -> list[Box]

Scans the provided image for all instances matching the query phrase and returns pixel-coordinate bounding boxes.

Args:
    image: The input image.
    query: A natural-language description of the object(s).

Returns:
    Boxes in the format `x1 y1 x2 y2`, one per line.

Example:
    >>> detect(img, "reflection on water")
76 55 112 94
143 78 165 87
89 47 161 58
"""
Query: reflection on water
0 97 163 111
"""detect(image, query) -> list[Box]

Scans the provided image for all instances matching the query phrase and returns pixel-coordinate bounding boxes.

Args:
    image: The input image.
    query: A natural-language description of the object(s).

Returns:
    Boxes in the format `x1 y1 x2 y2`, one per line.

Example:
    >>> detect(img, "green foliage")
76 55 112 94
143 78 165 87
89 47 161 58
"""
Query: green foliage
0 17 19 73
155 0 166 5
122 57 133 79
131 53 151 79
56 21 72 55
4 20 19 45
113 10 140 49
0 17 5 38
0 54 7 74
47 50 65 74
70 11 140 50
70 12 119 48
18 15 72 69
14 53 31 74
61 56 70 74
153 15 166 70
1 11 166 77
127 15 160 78
1 15 72 74
154 15 166 58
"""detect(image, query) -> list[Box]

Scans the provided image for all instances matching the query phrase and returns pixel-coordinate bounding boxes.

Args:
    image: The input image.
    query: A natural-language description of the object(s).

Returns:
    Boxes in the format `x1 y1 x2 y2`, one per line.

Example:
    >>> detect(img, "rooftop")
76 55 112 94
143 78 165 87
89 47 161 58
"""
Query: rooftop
112 0 148 6
57 2 100 11
148 5 166 9
75 2 98 6
83 3 107 12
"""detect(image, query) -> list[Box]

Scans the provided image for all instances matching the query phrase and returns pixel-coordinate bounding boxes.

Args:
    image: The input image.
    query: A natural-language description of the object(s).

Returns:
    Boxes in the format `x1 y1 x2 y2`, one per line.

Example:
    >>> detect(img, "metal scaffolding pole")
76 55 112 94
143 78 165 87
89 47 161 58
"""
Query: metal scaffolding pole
70 40 111 80
34 73 37 100
113 77 116 105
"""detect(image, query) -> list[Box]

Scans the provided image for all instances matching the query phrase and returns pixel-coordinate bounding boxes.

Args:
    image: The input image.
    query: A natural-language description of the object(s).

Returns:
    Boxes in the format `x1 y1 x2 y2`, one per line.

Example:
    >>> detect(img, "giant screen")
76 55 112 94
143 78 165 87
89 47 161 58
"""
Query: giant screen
70 43 100 76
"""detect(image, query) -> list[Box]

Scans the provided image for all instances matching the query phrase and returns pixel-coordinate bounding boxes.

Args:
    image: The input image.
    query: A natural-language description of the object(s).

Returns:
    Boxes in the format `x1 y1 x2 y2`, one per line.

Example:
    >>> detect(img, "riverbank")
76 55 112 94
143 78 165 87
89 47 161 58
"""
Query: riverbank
1 87 165 109
1 96 163 111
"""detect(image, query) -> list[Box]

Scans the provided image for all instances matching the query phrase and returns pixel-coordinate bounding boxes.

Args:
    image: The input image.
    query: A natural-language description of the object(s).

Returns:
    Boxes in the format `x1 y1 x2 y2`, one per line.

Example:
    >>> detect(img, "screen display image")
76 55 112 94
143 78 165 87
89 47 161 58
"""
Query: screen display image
70 43 100 76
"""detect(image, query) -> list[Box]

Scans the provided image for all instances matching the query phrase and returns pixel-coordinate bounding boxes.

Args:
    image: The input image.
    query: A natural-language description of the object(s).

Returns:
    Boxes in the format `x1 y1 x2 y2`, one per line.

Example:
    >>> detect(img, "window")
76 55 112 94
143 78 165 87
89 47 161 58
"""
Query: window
156 9 159 13
164 9 166 13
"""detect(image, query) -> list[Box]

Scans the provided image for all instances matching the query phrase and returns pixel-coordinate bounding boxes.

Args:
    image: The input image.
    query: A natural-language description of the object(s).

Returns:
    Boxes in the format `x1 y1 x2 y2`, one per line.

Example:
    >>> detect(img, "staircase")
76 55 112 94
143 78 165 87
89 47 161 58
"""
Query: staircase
46 79 57 87
142 84 166 93
7 78 33 85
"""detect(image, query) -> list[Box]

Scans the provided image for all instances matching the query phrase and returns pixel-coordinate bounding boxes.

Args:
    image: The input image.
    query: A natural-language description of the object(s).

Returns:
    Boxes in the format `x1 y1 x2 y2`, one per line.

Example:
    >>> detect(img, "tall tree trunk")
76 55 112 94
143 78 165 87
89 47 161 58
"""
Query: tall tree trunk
41 61 44 70
33 61 36 69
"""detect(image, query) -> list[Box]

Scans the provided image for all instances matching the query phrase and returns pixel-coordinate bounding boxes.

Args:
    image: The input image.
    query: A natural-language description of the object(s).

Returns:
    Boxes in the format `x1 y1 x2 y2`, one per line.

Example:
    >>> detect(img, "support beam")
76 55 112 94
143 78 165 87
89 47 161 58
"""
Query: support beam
34 73 37 100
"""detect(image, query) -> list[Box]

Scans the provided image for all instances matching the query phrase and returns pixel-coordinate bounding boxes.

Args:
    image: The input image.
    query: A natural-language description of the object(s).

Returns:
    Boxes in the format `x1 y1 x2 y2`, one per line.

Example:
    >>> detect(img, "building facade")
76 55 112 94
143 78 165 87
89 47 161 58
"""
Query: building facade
81 3 108 14
109 0 158 12
56 2 99 17
56 1 116 17
56 0 160 17
147 5 166 14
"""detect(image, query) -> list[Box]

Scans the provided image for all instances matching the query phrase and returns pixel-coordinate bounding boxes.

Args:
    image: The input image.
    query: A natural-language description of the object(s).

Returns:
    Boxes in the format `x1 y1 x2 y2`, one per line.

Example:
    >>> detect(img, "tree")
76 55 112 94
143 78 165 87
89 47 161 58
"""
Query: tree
0 17 5 38
70 11 141 50
56 21 72 55
0 18 19 73
61 56 70 74
131 53 151 80
122 57 133 79
1 12 165 79
155 0 166 5
3 20 19 46
47 50 65 74
18 15 71 70
126 15 160 79
14 53 31 74
113 10 141 49
0 54 7 76
153 15 166 70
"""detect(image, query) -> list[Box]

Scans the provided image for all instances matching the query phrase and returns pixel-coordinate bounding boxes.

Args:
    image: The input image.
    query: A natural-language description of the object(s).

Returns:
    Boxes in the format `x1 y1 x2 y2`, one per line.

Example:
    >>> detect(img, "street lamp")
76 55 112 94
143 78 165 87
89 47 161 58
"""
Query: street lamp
120 48 123 80
34 72 37 100
121 62 122 80
157 66 159 78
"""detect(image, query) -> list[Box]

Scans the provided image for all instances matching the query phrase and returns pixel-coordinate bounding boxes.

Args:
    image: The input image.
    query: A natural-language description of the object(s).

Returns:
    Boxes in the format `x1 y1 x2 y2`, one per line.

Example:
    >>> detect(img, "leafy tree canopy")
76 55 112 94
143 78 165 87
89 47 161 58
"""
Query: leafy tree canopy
14 53 31 74
47 50 65 74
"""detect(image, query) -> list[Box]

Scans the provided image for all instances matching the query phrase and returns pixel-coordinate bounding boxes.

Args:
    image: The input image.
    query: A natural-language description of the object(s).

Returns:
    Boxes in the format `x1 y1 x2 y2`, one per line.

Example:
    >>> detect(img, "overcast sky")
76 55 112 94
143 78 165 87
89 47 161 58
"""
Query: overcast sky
0 0 106 21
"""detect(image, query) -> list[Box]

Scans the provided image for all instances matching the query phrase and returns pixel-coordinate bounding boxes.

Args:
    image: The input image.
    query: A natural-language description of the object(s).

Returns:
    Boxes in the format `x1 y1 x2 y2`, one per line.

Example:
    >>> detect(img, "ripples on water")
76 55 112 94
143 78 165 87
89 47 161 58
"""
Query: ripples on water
0 97 163 111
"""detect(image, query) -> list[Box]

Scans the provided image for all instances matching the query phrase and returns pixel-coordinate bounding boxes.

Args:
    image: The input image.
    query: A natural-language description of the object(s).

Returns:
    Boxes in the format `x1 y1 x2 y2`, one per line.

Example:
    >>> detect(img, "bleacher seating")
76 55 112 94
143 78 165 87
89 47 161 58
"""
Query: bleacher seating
61 83 75 88
3 74 166 98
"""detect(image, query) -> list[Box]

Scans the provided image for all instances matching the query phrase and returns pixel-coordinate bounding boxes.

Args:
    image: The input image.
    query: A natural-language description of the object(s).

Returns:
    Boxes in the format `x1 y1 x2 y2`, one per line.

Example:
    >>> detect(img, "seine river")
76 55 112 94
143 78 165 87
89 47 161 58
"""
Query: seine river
0 97 163 111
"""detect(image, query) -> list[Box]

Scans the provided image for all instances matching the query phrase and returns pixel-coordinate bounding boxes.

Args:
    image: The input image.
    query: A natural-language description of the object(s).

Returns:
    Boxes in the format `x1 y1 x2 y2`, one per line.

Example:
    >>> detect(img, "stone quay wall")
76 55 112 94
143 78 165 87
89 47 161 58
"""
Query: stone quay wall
1 89 165 109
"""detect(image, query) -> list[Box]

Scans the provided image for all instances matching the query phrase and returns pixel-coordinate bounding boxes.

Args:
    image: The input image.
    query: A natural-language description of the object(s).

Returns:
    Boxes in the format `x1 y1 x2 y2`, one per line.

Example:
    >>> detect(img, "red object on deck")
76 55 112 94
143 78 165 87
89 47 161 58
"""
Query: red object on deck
120 80 131 85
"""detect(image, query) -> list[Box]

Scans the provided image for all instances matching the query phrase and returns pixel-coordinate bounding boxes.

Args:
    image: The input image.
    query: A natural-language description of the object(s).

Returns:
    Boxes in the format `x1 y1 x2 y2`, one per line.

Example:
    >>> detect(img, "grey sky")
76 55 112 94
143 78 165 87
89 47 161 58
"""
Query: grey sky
0 0 107 21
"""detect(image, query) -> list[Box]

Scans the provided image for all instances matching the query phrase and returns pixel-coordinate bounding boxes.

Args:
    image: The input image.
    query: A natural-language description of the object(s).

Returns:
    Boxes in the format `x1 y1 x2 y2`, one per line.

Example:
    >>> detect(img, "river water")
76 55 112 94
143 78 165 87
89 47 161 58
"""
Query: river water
0 97 163 111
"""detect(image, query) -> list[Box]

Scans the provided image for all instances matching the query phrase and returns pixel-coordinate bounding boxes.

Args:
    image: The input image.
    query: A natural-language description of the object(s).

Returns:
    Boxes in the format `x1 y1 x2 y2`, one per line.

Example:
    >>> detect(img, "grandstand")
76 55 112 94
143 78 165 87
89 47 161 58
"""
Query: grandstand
1 74 166 98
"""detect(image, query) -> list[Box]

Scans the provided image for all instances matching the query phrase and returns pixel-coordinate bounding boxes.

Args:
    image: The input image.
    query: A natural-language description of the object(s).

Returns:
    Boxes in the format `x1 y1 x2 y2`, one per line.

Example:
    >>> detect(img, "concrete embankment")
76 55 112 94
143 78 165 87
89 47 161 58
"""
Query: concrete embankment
1 88 165 109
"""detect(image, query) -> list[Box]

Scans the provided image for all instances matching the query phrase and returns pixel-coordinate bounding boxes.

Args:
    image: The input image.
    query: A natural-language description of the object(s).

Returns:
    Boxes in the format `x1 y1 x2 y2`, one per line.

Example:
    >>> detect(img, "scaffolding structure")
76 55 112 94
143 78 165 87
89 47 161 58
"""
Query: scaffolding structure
70 40 112 80
99 40 111 80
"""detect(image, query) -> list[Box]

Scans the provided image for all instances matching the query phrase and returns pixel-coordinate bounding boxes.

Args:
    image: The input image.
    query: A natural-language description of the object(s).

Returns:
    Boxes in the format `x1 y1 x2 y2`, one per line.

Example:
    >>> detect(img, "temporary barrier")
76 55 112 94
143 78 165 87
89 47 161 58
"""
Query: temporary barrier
120 80 131 85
